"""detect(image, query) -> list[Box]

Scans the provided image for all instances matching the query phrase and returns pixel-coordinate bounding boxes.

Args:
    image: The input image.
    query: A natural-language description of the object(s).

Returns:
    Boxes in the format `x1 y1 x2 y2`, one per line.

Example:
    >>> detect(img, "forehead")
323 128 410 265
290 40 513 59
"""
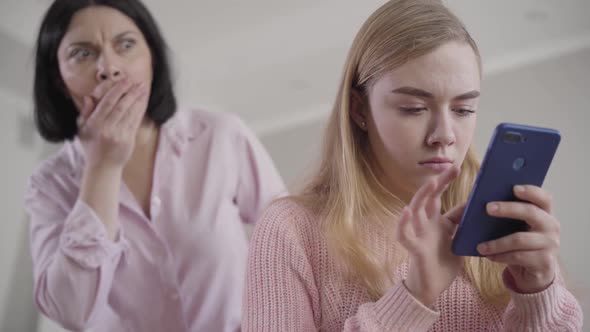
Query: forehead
62 6 140 42
374 42 481 97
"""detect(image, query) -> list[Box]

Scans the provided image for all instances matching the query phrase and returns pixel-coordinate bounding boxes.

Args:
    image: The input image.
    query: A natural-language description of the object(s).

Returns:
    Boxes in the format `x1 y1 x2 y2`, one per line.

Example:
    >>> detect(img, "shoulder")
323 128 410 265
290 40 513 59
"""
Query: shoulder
251 197 322 252
28 141 80 189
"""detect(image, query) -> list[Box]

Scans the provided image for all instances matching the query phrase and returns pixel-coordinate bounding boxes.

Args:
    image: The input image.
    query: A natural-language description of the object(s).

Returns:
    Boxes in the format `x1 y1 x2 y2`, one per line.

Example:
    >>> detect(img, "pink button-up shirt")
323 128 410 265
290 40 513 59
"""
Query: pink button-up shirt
24 109 286 332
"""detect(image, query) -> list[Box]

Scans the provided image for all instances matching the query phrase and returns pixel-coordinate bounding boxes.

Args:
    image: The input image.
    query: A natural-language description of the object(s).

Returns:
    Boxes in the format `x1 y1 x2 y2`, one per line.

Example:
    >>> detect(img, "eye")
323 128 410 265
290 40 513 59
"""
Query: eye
70 48 94 61
453 108 476 117
118 39 136 52
399 107 427 115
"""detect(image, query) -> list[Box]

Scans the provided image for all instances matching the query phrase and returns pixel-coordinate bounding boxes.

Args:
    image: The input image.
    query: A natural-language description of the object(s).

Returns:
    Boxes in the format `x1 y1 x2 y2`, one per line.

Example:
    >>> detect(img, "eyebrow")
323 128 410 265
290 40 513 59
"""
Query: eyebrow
391 86 480 100
112 30 136 40
66 30 137 49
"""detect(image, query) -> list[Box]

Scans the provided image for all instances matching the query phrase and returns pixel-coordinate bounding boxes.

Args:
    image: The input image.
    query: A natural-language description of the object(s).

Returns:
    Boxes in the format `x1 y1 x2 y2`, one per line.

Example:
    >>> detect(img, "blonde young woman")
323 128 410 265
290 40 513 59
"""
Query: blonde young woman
243 0 583 331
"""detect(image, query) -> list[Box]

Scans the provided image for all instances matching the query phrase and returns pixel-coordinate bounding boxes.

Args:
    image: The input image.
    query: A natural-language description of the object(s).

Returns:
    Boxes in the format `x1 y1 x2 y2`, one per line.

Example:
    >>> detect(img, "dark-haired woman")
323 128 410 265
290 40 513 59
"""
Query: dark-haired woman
24 1 285 331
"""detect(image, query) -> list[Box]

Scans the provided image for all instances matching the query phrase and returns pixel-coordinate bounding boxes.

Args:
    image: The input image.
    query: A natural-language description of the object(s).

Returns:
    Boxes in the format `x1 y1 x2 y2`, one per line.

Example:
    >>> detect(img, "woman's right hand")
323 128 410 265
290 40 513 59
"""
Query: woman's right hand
78 79 149 169
395 166 466 307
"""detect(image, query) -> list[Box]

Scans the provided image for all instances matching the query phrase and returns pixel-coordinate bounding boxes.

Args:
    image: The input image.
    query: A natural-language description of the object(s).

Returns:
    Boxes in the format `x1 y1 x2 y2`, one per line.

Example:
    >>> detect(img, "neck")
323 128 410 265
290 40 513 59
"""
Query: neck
384 177 415 205
135 118 159 148
367 153 416 206
125 119 159 171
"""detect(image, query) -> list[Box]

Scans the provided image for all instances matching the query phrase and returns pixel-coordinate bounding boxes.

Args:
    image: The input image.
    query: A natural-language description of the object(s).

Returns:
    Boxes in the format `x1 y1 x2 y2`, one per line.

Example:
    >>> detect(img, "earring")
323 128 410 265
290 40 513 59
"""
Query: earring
360 121 367 128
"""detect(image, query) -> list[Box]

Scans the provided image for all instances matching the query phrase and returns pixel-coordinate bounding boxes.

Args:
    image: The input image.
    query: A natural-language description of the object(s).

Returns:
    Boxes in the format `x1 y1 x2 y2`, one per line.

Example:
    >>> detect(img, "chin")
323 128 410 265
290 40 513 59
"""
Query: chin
412 173 437 188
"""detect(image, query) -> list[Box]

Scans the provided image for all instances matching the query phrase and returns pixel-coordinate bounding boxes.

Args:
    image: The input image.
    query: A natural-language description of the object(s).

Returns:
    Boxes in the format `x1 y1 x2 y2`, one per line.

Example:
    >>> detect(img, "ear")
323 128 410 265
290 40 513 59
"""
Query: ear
349 88 368 131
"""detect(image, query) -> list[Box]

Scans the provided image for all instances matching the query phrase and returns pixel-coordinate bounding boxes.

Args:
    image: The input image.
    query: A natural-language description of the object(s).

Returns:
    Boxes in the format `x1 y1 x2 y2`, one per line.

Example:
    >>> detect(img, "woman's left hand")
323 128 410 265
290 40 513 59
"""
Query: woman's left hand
476 185 560 293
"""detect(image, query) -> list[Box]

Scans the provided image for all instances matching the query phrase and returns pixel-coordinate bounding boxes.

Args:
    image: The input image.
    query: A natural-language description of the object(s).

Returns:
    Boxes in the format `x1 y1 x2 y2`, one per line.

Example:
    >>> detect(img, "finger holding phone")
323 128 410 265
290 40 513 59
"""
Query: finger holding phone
478 184 560 293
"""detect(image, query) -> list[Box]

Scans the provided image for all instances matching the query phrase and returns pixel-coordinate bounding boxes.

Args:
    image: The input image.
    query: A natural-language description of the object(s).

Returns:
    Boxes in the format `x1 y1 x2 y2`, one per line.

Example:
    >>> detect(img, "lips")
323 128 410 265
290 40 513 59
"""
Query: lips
419 157 453 164
419 157 454 171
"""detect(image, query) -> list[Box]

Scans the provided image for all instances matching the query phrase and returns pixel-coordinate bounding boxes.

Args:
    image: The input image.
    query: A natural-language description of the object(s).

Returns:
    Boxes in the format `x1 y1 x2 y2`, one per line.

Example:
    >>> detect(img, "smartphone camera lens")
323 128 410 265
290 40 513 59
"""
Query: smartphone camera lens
513 157 526 170
503 132 525 144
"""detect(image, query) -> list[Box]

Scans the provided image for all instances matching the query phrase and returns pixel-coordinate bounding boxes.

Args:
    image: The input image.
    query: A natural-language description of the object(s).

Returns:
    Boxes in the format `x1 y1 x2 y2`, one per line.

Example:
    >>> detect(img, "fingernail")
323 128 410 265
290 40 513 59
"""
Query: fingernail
477 243 488 254
514 185 525 193
487 203 499 213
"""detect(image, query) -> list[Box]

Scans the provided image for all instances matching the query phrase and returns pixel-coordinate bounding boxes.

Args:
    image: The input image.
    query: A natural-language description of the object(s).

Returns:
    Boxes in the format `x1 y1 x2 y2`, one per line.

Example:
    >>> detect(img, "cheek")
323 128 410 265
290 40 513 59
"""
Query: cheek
456 117 476 148
126 50 153 85
59 62 97 109
371 111 424 159
383 126 420 159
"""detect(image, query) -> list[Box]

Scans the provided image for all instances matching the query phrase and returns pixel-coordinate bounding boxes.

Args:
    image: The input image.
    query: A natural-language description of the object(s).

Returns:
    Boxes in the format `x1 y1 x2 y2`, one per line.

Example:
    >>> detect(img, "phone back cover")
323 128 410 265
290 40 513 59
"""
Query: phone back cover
451 123 560 256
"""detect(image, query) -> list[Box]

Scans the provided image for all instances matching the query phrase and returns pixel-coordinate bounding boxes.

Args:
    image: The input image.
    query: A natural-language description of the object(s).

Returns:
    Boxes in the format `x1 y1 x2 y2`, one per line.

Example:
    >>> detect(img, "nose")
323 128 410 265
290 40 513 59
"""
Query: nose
96 50 125 82
426 111 456 147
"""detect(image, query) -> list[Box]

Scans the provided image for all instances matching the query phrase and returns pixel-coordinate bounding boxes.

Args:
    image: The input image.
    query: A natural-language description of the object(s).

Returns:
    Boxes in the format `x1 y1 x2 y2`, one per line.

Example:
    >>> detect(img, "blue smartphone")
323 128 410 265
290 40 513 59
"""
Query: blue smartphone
451 123 561 256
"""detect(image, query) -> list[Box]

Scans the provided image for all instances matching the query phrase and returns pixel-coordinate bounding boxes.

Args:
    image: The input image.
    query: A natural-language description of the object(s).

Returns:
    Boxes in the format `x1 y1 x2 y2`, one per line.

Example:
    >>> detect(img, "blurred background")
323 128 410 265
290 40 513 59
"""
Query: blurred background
1 0 589 331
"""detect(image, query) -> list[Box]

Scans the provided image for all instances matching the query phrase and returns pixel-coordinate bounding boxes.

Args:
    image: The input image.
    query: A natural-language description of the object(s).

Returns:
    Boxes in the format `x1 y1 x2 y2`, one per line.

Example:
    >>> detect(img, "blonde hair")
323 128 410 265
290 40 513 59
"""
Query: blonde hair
298 0 510 306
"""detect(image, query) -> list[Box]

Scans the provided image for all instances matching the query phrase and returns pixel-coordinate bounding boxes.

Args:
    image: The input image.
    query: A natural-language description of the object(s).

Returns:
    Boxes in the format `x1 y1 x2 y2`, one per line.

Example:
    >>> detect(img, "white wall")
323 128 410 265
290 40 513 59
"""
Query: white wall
0 89 40 332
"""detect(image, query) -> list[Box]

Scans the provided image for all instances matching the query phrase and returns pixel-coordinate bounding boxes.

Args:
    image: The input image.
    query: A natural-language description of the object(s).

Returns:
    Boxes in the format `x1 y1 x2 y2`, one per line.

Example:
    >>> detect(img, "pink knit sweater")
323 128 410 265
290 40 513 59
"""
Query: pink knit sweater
243 199 583 331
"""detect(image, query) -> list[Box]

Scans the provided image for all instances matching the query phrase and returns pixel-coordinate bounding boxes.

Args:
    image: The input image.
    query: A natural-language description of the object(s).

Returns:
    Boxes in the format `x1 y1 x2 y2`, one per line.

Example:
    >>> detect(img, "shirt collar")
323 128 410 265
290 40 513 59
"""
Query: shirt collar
161 109 202 155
